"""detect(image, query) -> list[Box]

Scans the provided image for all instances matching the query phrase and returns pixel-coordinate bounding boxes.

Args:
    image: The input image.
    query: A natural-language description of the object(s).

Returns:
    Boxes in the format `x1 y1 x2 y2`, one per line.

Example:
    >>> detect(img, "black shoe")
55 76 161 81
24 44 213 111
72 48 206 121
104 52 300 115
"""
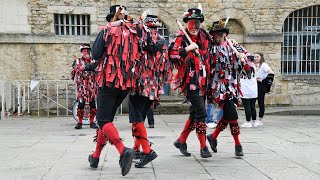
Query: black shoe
135 150 158 168
90 123 98 129
206 134 217 153
200 146 212 158
173 139 191 156
235 144 244 156
75 123 82 129
134 150 143 159
119 147 135 176
88 154 99 168
149 124 154 128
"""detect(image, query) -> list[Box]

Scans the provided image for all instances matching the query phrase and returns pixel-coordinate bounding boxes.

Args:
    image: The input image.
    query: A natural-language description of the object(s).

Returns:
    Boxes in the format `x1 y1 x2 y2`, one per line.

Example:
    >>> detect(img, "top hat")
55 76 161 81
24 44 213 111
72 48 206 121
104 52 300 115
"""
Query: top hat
209 19 230 35
183 8 204 23
144 15 161 28
105 5 127 22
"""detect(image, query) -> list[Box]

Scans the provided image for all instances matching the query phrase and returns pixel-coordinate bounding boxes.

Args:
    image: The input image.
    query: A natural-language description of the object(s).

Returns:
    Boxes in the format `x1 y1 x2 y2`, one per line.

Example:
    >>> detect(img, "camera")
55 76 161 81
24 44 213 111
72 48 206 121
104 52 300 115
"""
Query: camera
246 54 254 61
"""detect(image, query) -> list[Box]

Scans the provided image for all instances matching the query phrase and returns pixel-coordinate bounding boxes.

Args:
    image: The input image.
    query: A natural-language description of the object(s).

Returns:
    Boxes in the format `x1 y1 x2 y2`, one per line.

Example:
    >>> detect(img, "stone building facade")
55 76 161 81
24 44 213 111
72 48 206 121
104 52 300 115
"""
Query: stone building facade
1 0 320 106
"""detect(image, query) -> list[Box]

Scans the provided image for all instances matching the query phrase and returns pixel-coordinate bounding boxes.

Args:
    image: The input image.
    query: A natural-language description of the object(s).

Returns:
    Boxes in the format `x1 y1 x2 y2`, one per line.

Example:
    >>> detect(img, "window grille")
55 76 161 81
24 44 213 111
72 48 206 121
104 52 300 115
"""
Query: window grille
157 23 169 45
54 14 90 36
282 5 320 75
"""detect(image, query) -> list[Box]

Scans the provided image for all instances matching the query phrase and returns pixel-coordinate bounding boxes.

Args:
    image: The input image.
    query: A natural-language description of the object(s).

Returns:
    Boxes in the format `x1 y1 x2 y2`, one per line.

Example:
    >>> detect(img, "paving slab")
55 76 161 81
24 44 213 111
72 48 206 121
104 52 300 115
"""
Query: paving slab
0 114 320 180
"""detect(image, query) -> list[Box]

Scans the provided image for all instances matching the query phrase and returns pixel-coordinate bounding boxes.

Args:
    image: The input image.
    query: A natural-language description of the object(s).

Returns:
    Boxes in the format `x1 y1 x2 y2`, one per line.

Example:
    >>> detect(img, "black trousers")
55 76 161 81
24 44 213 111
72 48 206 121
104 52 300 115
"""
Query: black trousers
129 94 154 123
186 90 206 123
257 82 266 118
96 86 130 127
241 98 257 122
146 108 154 125
78 99 96 110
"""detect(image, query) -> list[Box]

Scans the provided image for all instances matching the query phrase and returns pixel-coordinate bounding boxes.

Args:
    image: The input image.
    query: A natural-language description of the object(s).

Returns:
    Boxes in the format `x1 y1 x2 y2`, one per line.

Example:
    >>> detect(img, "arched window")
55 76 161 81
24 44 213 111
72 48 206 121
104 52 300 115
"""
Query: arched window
227 19 245 43
157 23 169 45
282 5 320 75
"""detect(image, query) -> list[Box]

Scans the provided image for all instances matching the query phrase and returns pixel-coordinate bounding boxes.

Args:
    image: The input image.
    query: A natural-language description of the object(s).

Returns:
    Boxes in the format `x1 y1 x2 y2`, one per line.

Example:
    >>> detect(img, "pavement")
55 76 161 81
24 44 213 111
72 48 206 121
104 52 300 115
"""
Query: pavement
264 105 320 116
0 109 320 180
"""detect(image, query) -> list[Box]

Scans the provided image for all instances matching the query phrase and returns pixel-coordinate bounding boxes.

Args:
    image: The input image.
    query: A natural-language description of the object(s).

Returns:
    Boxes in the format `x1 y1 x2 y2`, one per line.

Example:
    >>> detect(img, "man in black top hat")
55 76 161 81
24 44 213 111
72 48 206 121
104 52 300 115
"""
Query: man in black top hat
169 7 212 158
88 4 136 177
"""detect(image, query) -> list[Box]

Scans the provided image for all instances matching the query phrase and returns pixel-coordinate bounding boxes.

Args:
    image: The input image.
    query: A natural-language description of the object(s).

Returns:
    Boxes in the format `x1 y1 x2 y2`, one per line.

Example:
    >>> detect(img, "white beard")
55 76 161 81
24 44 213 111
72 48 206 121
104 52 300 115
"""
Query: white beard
189 29 199 35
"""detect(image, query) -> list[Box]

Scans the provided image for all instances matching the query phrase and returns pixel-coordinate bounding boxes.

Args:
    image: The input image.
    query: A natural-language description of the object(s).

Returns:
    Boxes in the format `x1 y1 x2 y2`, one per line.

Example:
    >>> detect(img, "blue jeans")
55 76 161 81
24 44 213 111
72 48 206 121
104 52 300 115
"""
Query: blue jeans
206 104 223 124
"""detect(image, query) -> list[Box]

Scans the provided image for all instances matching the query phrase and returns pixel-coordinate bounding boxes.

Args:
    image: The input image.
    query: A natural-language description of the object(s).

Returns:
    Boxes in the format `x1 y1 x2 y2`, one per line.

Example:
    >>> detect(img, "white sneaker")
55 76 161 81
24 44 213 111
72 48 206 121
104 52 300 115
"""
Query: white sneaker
206 122 217 129
252 120 259 127
241 121 252 128
257 120 263 126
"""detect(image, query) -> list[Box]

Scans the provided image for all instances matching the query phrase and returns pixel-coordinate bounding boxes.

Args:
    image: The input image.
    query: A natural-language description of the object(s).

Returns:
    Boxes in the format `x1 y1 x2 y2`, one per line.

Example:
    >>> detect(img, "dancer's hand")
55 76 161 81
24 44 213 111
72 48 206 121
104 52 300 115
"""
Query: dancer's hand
229 39 238 45
185 42 199 52
80 64 85 70
238 53 246 62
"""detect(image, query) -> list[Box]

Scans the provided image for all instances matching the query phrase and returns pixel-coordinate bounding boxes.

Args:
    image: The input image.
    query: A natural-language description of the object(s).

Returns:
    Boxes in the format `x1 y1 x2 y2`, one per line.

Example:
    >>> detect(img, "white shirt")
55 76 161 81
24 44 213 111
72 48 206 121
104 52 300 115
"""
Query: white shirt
256 62 271 79
240 68 258 99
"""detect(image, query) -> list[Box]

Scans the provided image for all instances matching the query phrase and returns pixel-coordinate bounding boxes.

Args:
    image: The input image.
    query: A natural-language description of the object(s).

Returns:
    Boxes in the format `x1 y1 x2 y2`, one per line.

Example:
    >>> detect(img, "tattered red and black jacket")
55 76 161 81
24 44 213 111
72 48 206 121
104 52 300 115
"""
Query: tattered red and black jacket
208 41 248 107
168 28 210 95
134 24 173 101
71 57 97 103
92 23 140 90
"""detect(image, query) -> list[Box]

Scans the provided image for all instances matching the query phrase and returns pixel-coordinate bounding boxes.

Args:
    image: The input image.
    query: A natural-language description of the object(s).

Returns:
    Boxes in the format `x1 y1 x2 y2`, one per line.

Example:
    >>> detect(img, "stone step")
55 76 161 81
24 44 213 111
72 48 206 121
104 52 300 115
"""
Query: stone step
154 102 190 114
265 109 320 116
159 95 185 103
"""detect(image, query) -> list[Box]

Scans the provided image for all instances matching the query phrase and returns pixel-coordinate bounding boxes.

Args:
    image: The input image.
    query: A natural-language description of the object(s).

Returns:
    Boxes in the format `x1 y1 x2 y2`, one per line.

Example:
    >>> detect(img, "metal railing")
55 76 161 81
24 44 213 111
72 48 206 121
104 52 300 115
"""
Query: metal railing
0 80 124 119
0 80 76 118
282 5 320 75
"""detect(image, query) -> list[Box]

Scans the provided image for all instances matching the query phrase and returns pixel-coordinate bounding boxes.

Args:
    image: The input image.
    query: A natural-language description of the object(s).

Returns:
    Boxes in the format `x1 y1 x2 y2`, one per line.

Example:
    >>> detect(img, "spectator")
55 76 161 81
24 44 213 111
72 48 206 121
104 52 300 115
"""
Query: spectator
206 104 223 128
147 107 155 128
254 52 274 126
240 56 258 128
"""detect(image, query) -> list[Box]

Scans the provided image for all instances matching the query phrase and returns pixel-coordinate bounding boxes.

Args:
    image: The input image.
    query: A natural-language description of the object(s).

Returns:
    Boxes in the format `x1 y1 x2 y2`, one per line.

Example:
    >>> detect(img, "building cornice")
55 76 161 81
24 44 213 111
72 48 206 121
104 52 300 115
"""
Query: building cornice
244 33 283 43
0 34 95 44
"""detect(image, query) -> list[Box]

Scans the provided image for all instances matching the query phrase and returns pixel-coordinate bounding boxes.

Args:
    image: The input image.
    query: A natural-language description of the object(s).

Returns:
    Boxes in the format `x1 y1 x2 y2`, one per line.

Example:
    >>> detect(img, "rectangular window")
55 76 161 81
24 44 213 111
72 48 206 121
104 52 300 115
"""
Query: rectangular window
54 14 90 36
157 23 169 46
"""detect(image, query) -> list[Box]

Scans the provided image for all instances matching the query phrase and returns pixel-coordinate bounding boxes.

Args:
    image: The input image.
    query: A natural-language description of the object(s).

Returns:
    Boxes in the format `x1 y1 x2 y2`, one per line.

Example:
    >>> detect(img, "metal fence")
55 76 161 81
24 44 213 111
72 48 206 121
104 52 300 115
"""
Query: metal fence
0 80 125 119
0 80 77 118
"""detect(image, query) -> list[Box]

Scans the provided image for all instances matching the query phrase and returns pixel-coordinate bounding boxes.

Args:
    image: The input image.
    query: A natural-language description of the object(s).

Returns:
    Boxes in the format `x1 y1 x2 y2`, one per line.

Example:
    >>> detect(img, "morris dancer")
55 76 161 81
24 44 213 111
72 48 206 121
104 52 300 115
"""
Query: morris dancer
169 7 212 158
71 43 98 129
206 18 249 156
88 5 137 176
130 12 172 168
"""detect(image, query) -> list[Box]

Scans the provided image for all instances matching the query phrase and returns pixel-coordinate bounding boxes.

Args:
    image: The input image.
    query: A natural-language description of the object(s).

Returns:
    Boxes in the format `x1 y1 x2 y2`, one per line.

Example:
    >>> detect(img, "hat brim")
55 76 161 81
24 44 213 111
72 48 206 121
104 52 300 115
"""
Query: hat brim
183 17 204 23
80 47 91 52
106 14 114 22
209 28 229 36
147 25 159 28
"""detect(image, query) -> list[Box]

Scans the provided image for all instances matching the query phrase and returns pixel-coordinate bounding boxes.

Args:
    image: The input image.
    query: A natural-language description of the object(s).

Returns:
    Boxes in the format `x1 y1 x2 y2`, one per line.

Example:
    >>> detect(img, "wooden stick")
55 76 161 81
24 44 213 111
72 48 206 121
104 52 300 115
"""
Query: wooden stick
225 37 246 63
225 37 240 56
175 19 200 55
175 19 206 77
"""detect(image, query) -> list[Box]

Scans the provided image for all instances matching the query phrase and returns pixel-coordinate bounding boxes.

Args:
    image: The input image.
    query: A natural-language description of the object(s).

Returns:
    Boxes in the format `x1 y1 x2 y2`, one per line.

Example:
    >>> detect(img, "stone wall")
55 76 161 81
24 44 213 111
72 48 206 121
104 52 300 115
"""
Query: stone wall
20 0 320 36
1 0 320 105
1 43 79 80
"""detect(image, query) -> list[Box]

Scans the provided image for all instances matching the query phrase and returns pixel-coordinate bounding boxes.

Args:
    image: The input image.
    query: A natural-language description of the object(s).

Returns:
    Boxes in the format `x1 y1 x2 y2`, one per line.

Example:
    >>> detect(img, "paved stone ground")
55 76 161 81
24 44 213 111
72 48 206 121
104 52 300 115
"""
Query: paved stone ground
0 112 320 180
